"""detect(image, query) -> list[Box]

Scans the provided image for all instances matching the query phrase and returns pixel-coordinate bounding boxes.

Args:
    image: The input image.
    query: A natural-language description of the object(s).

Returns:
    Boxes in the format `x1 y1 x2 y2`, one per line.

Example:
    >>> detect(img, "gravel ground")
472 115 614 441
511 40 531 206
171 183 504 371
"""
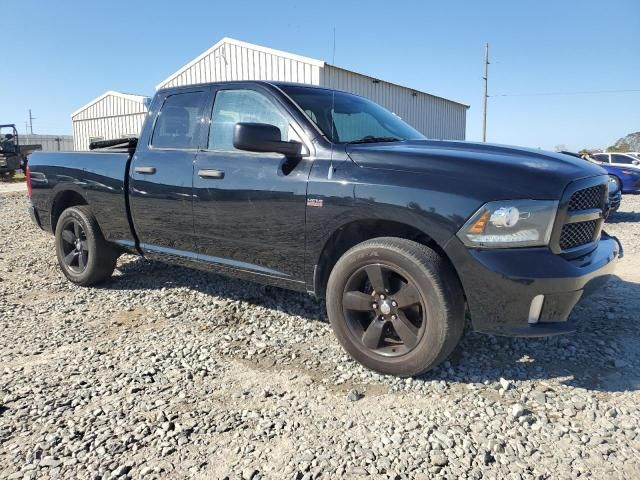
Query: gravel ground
1 192 639 480
0 182 26 195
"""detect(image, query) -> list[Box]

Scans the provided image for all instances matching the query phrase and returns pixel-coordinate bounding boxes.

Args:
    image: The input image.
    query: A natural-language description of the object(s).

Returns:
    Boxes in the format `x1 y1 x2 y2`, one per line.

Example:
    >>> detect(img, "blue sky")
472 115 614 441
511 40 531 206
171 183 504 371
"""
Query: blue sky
2 0 638 151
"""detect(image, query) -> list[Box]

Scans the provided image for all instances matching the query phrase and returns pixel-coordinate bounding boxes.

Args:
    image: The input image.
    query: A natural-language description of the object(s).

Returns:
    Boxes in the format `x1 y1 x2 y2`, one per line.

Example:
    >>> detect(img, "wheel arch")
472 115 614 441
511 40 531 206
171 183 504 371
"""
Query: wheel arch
312 218 462 299
609 173 622 187
50 189 89 233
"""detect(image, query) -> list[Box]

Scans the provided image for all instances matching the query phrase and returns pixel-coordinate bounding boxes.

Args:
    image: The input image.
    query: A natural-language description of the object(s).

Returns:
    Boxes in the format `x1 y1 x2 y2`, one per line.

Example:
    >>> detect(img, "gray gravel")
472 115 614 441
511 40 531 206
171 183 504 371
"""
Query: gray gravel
1 191 640 479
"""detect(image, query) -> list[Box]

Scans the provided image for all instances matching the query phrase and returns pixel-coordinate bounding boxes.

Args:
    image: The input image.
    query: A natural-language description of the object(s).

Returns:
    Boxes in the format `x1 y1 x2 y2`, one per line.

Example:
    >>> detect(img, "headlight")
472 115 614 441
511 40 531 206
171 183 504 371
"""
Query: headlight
457 199 558 248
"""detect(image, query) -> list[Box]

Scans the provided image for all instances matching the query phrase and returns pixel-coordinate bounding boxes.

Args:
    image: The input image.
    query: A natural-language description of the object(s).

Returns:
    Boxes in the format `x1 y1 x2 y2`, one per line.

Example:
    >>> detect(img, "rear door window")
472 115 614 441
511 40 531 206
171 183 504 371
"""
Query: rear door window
593 154 609 163
611 154 634 165
151 91 206 149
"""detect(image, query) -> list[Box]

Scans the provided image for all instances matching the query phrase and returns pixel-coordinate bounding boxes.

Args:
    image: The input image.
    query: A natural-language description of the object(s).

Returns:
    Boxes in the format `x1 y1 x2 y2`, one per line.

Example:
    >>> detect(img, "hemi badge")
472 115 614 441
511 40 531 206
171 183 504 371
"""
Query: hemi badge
307 198 323 208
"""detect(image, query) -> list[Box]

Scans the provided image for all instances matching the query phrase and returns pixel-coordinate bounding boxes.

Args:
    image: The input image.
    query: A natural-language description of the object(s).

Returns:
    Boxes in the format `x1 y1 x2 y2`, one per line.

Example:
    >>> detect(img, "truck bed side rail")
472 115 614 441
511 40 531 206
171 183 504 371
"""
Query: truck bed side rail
89 138 138 151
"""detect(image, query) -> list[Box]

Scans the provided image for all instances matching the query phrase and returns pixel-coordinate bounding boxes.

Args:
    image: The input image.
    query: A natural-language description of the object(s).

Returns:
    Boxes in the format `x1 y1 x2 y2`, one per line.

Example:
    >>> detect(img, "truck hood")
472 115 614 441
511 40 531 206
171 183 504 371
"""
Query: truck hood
347 140 606 199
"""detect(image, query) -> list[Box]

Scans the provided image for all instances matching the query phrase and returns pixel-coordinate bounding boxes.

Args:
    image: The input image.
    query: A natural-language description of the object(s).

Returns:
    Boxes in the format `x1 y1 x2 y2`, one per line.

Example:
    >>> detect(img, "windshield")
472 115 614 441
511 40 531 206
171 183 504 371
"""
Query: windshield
281 85 426 143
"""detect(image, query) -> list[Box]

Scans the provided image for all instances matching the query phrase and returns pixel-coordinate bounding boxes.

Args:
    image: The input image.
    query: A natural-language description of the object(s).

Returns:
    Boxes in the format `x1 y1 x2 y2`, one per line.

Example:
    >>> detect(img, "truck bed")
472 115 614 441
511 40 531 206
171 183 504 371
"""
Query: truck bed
28 150 136 245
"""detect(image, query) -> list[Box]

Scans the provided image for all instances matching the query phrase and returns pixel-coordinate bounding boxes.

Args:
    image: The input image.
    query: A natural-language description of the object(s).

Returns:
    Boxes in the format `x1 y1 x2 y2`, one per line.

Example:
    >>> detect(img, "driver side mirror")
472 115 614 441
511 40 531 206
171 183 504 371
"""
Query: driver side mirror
633 159 639 166
233 122 302 157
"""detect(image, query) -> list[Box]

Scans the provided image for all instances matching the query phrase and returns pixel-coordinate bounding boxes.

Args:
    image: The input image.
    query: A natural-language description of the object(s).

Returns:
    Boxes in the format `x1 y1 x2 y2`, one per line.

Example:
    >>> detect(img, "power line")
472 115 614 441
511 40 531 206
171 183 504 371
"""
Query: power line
491 89 640 98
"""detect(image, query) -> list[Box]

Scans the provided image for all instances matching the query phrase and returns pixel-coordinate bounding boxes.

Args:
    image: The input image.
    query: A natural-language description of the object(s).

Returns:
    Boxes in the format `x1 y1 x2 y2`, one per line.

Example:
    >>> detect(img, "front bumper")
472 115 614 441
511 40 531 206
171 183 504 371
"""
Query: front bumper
444 233 620 337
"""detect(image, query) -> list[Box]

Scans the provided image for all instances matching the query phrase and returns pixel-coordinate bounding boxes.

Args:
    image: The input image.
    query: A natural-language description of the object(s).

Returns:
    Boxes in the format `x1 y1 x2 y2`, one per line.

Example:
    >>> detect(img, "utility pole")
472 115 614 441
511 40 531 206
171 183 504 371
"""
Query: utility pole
25 121 29 135
482 43 489 142
28 109 36 134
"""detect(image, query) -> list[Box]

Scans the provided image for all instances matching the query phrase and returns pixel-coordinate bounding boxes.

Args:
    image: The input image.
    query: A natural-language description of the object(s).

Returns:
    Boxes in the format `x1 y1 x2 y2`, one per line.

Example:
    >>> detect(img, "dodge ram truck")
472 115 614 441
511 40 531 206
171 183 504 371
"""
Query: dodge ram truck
27 81 622 376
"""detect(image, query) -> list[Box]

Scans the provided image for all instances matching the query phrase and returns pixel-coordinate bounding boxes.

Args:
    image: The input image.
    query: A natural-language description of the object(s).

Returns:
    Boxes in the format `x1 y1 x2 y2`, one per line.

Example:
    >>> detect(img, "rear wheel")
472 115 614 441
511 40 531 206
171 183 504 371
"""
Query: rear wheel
326 237 464 377
55 206 118 286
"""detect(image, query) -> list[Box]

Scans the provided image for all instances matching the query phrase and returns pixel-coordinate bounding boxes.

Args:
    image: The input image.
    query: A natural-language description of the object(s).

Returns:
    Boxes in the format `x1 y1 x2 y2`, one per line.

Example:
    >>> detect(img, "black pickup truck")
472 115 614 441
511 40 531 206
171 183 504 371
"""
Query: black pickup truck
27 81 621 376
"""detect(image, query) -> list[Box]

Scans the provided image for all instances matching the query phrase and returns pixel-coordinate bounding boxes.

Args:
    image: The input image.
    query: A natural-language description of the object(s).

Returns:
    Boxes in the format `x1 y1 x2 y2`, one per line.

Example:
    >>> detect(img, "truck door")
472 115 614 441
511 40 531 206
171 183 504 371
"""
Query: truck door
193 85 313 282
129 88 208 254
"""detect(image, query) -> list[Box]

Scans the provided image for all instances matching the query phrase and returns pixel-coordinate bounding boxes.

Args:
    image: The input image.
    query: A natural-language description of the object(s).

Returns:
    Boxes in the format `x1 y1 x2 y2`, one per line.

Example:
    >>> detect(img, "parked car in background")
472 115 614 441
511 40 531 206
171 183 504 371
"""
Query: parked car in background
627 152 640 162
590 152 640 193
559 151 623 214
607 175 622 214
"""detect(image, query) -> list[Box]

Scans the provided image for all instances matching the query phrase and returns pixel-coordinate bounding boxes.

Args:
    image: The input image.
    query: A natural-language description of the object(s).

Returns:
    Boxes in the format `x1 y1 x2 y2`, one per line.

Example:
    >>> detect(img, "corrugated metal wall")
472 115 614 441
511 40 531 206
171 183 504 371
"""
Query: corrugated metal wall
321 65 467 140
159 40 322 88
72 93 148 151
19 134 74 152
74 39 467 147
157 39 466 140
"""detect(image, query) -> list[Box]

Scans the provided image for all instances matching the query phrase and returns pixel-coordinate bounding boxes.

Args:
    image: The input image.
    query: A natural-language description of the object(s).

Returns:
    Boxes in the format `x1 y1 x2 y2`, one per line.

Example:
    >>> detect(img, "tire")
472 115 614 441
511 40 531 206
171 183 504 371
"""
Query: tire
612 176 622 193
55 206 118 286
326 237 464 377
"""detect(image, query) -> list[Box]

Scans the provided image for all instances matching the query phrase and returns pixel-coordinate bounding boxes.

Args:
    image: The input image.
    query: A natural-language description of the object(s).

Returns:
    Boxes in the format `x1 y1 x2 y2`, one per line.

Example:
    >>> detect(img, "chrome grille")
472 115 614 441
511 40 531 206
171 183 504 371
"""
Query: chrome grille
567 185 606 211
559 221 598 250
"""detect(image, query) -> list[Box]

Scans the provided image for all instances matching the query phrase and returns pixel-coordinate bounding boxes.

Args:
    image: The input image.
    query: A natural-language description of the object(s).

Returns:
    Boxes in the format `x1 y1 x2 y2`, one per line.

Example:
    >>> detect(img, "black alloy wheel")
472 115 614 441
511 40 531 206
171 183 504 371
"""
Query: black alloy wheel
326 237 465 377
54 205 118 286
60 218 89 273
342 263 426 357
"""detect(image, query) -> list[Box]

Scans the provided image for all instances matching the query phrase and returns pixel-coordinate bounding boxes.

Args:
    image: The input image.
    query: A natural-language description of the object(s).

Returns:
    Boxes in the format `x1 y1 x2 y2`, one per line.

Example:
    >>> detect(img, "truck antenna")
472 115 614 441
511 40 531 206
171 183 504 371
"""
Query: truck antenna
328 27 336 180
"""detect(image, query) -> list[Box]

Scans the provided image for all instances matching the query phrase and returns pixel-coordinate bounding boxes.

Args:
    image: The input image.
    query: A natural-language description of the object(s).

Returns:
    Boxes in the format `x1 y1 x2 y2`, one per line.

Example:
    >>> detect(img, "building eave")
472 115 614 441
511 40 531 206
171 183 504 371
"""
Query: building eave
71 91 147 119
326 63 470 109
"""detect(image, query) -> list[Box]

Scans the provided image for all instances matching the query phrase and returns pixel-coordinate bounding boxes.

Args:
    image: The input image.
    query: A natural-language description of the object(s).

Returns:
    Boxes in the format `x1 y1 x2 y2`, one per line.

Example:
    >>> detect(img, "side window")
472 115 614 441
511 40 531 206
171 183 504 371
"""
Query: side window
593 154 609 163
151 92 205 149
208 89 290 151
611 154 633 165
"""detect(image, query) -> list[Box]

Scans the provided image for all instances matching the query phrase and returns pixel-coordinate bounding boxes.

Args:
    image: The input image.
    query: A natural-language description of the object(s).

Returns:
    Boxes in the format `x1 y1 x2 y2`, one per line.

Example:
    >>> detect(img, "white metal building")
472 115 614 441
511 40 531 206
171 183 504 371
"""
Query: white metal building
71 91 149 151
20 134 74 152
72 37 468 150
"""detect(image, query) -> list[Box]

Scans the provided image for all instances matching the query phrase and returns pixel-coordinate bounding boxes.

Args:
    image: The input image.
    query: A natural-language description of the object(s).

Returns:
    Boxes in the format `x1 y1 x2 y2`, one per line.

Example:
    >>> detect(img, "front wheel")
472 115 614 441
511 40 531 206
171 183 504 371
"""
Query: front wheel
55 206 118 286
326 237 465 377
613 176 622 192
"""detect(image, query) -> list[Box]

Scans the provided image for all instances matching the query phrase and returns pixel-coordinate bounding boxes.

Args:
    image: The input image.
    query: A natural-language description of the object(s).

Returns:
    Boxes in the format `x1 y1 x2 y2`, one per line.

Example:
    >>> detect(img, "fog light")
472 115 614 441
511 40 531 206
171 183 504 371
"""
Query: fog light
528 295 544 324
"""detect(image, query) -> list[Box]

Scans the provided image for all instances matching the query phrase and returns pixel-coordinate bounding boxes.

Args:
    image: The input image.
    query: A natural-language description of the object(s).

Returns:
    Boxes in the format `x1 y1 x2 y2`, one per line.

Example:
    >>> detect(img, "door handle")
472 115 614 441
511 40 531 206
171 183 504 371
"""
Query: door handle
135 166 156 175
198 169 225 179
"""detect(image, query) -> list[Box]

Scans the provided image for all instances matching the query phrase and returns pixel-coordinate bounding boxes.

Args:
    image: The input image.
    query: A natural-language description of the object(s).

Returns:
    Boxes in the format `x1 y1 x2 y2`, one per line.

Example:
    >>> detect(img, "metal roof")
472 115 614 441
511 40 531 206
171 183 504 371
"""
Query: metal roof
71 91 148 118
155 37 325 91
155 37 468 108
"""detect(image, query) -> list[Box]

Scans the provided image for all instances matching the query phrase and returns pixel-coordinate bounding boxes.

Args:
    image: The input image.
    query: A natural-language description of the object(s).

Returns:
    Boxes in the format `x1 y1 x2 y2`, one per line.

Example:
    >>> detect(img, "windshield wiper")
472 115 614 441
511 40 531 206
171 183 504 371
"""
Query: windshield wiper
347 136 402 144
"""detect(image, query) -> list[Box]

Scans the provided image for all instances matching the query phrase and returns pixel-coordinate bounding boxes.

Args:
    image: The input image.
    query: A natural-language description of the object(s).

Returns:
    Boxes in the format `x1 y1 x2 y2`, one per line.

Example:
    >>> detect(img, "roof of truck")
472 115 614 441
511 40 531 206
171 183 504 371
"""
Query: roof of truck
157 80 335 93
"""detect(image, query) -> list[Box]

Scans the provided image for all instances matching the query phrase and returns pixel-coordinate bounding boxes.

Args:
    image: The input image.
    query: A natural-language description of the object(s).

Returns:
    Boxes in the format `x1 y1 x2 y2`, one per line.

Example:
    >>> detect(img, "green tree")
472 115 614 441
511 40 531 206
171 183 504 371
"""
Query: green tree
606 142 630 153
